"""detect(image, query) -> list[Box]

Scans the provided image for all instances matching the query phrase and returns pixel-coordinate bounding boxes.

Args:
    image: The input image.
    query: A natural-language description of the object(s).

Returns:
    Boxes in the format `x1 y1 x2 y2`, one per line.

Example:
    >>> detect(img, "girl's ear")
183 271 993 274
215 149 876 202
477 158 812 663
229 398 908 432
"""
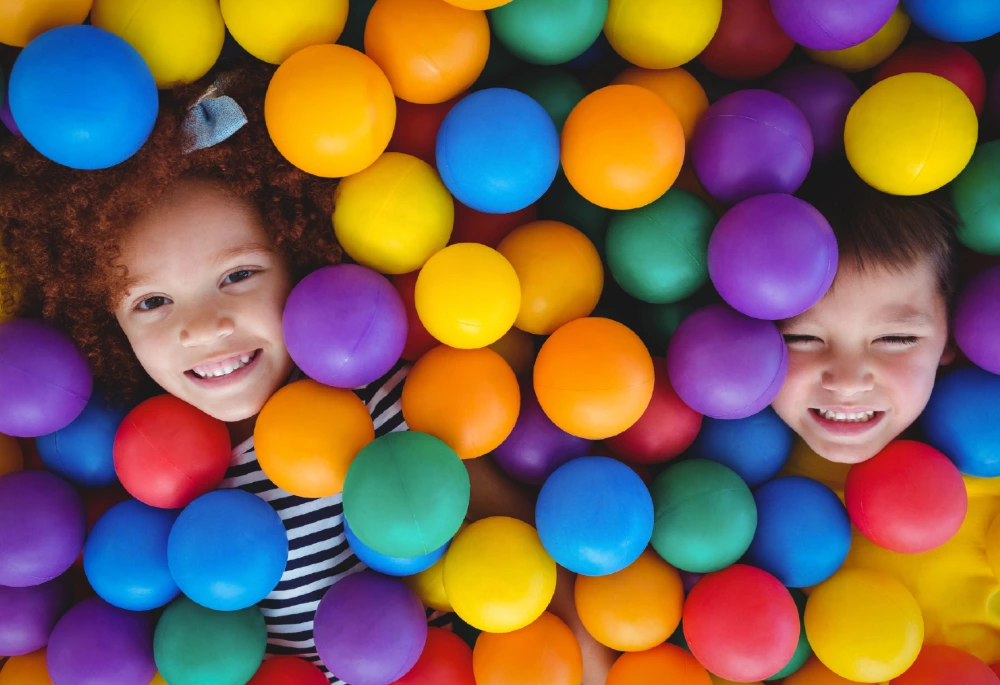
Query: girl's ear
939 337 957 367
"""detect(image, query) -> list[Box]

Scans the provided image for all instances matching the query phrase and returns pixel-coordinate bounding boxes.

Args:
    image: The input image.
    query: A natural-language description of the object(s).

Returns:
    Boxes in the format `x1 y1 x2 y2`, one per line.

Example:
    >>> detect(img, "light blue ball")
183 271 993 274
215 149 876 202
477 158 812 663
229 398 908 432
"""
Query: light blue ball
36 391 128 488
84 499 180 611
8 25 158 170
691 407 793 488
167 489 288 612
344 519 446 577
536 456 654 576
902 0 1000 42
436 88 559 214
921 366 1000 477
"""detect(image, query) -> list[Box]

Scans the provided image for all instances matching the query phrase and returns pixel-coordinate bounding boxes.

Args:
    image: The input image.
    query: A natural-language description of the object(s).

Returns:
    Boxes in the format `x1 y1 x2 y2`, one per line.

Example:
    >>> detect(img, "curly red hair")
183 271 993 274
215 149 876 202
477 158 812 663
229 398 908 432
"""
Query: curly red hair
0 61 342 402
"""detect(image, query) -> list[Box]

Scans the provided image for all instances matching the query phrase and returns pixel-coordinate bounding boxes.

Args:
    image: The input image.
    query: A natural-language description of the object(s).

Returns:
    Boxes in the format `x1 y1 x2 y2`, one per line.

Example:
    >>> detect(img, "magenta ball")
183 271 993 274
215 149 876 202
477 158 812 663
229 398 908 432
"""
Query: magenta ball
954 265 1000 375
990 66 1000 128
0 575 72 656
770 0 897 50
691 90 813 206
708 194 837 320
314 570 427 685
767 64 860 160
0 470 86 587
0 319 93 437
283 264 408 388
667 304 788 420
46 597 156 685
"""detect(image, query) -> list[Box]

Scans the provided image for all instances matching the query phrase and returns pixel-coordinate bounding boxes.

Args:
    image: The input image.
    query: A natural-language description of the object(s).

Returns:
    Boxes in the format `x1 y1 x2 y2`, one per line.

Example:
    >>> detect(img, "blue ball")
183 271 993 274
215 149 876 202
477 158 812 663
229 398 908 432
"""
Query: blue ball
36 391 128 488
744 476 850 588
167 489 288 612
536 456 654 576
436 88 559 214
8 25 158 170
921 366 1000 477
84 499 180 611
344 519 446 577
902 0 1000 42
691 407 793 488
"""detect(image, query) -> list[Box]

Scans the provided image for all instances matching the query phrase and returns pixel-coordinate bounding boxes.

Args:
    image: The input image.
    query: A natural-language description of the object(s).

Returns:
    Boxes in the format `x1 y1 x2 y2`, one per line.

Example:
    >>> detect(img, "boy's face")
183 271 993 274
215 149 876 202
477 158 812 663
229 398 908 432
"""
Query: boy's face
771 257 954 464
113 179 295 425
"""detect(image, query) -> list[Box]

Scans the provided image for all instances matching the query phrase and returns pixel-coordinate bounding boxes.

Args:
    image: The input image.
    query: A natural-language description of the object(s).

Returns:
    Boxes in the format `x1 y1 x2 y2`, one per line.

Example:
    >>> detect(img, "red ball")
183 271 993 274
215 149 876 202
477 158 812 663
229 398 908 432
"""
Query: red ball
113 395 231 509
605 358 702 464
682 564 799 682
845 440 968 554
892 644 1000 685
248 656 329 685
393 271 439 362
387 95 463 166
873 41 987 115
993 662 1000 678
698 0 795 81
449 201 537 249
392 627 475 685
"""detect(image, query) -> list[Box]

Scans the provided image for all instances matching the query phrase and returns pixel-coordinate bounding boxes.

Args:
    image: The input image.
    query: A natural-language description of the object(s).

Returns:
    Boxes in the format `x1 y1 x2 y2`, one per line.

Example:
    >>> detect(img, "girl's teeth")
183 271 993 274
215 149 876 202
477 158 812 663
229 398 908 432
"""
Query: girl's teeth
818 409 876 422
194 354 253 378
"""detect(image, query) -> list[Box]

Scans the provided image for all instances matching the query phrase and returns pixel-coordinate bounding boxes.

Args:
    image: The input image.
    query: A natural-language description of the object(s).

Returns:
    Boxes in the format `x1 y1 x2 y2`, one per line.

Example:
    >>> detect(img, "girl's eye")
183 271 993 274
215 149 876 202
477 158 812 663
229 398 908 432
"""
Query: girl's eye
137 295 170 311
877 335 918 346
783 334 821 344
224 269 255 285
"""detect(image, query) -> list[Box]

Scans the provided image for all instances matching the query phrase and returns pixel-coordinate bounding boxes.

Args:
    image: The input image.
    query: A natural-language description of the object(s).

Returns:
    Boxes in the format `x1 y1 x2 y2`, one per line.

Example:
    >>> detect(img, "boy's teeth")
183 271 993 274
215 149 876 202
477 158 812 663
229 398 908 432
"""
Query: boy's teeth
818 409 876 422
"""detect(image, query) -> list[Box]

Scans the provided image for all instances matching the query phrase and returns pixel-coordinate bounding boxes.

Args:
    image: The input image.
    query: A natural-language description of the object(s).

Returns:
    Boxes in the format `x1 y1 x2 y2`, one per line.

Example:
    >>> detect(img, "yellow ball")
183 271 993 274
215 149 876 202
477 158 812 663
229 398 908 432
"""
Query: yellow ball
220 0 348 64
443 516 557 633
415 243 521 349
985 513 1000 581
804 568 924 682
845 72 978 196
91 0 224 88
334 152 455 275
405 554 453 612
0 0 91 48
604 0 722 70
0 433 24 478
804 7 909 73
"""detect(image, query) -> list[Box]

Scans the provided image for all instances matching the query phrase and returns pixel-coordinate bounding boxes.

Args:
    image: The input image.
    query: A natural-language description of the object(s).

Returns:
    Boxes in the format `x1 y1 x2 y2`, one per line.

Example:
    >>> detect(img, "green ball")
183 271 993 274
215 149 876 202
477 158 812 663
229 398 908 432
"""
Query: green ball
472 37 520 91
769 588 812 679
650 459 757 573
952 139 1000 256
606 188 716 304
538 171 612 254
505 67 586 133
343 431 470 558
338 0 377 51
489 0 608 66
153 597 266 685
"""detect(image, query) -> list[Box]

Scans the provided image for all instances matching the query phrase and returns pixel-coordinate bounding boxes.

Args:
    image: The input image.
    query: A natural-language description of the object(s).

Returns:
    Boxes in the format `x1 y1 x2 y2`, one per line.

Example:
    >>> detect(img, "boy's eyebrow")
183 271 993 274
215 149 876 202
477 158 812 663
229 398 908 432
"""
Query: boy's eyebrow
876 304 932 325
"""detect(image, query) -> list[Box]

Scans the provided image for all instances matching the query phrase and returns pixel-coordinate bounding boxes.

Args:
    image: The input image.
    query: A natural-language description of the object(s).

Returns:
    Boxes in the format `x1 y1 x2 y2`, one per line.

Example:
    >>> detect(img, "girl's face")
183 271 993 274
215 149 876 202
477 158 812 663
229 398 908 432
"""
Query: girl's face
113 178 295 424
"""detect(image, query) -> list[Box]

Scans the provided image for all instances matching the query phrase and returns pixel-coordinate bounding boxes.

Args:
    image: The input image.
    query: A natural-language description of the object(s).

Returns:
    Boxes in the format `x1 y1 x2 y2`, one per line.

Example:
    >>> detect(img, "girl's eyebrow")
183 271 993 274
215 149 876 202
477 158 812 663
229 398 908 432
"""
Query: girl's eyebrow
210 242 273 266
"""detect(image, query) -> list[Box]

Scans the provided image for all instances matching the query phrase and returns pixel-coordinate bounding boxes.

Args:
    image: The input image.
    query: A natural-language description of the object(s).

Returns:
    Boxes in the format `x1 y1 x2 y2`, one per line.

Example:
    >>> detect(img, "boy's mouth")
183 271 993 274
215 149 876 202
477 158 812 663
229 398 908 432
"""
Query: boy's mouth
185 349 261 383
808 407 885 438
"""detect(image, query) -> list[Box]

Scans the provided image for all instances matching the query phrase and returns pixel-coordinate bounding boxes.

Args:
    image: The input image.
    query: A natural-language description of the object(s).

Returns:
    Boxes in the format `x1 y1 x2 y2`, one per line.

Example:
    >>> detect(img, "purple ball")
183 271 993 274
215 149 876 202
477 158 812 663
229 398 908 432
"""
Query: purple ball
47 597 156 685
0 575 72 656
770 0 897 50
708 194 837 320
283 264 408 389
1 96 20 137
666 304 788 420
0 319 93 437
768 64 860 160
954 265 1000 375
679 570 703 594
492 384 593 485
314 570 427 685
0 470 85 587
691 89 813 206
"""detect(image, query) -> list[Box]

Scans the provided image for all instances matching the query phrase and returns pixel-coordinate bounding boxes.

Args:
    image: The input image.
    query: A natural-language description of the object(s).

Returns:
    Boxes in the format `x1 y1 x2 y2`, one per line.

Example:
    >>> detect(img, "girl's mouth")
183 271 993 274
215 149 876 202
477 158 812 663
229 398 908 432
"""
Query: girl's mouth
185 349 262 386
809 407 885 437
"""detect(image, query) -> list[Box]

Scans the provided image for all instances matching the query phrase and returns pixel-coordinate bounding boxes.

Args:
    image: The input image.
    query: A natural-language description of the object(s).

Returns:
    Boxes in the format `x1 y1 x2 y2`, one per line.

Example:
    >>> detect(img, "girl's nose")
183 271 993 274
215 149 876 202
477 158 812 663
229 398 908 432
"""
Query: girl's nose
180 311 235 347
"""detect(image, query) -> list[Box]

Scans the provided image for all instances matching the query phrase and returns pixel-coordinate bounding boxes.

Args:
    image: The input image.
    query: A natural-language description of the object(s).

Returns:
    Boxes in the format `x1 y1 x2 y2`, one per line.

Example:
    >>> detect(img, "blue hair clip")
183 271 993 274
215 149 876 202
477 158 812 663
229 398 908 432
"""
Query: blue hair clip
181 73 248 154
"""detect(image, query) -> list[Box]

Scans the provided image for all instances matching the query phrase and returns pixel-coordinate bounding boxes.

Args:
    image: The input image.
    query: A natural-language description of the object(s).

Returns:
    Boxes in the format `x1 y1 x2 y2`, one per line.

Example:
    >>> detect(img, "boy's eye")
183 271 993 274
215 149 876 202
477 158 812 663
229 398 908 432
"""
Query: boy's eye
877 335 918 346
224 269 255 285
137 295 170 311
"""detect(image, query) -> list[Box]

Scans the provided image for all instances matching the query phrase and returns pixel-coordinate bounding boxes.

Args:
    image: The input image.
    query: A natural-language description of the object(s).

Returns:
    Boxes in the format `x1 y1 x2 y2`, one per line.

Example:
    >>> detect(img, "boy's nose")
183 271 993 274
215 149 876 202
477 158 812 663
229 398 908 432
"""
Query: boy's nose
821 356 875 396
180 312 235 347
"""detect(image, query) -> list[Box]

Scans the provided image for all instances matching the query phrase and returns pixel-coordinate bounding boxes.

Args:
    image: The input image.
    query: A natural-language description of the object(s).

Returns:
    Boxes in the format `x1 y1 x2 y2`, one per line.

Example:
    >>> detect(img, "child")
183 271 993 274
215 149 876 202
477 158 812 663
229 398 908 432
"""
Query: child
0 64 615 683
771 166 958 465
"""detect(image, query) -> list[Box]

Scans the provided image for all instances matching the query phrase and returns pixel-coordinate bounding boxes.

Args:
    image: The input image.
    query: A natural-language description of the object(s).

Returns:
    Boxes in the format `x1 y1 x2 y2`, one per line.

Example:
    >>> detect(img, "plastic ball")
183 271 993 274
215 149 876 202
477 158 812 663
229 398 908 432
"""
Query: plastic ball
698 0 794 80
561 85 685 211
388 96 462 167
604 0 722 70
0 650 55 685
771 0 896 50
845 440 967 554
691 89 813 206
606 188 716 305
607 644 711 685
0 433 24 478
220 0 347 64
771 588 813 680
533 317 655 440
921 366 1000 477
473 612 582 685
505 68 587 133
709 193 837 320
405 555 452 613
892 644 1000 685
901 0 1000 42
450 201 538 249
650 459 757 573
804 568 924 682
489 0 607 66
83 499 180 611
683 565 800 682
283 264 408 388
874 41 986 116
265 44 395 178
443 516 557 633
611 67 707 143
446 0 510 7
803 7 910 73
497 220 604 335
113 394 231 509
783 657 863 685
691 407 793 488
248 656 328 685
48 599 155 685
394 270 440 362
0 576 71 656
954 265 1000 374
393 627 476 685
345 519 446 577
415 243 521 349
343 431 470 558
0 96 19 137
953 141 1000 255
0 319 92 438
36 392 127 488
574 549 683 652
314 570 427 685
666 303 788 420
436 88 560 214
745 476 851 588
0 0 91 48
488 326 536 378
767 64 860 160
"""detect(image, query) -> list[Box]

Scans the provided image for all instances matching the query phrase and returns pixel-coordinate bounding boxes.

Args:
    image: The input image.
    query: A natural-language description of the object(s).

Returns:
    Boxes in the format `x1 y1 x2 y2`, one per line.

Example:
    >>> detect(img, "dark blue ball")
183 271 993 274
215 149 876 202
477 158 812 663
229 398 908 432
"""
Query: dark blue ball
902 0 1000 42
36 391 128 488
921 366 1000 477
691 407 793 488
344 518 446 577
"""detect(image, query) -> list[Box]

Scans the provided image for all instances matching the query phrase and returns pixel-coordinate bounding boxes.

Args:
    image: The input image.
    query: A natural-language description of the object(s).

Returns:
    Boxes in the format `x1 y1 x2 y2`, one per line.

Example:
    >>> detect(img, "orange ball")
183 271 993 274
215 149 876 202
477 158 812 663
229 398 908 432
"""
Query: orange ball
255 379 375 497
0 649 53 685
402 345 521 459
533 317 655 440
489 326 536 378
783 657 869 685
561 84 685 210
473 612 583 685
611 67 708 142
0 432 24 477
574 549 684 652
265 44 396 177
607 644 713 685
364 0 490 105
444 0 509 8
0 0 92 48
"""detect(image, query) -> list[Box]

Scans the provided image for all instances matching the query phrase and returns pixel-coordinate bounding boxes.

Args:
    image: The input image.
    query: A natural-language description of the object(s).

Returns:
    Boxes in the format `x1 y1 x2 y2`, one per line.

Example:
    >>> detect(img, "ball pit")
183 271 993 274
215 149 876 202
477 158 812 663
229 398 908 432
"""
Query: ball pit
698 0 794 81
802 6 911 73
220 0 347 64
490 0 606 66
954 265 1000 375
691 407 793 488
473 612 582 685
921 366 1000 477
771 0 896 51
874 41 987 116
394 627 476 685
901 0 1000 43
603 0 722 70
606 644 712 685
0 576 70 656
767 64 860 161
36 392 127 489
952 141 1000 256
